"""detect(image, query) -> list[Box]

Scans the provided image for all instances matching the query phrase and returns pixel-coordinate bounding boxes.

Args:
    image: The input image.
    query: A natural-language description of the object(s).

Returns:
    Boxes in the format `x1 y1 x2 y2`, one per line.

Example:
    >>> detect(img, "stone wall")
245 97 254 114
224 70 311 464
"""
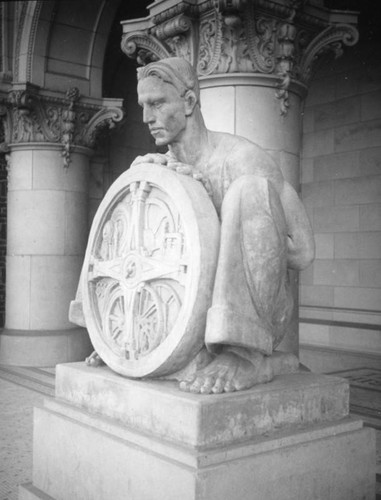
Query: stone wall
0 153 6 327
299 39 381 371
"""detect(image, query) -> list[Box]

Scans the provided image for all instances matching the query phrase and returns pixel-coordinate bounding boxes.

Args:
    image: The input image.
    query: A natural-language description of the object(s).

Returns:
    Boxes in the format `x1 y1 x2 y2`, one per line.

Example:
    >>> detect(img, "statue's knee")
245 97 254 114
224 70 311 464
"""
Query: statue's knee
228 175 268 195
224 175 274 212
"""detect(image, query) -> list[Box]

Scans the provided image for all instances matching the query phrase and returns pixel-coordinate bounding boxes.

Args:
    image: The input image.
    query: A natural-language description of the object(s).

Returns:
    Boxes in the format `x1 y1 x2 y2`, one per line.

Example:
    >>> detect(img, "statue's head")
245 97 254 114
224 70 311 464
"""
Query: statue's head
137 58 201 147
137 57 200 105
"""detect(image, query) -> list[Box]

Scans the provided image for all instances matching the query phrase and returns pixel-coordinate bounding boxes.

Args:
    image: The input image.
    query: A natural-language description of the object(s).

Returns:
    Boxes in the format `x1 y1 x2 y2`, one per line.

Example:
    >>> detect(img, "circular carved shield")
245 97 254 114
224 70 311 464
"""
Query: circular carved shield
82 164 220 378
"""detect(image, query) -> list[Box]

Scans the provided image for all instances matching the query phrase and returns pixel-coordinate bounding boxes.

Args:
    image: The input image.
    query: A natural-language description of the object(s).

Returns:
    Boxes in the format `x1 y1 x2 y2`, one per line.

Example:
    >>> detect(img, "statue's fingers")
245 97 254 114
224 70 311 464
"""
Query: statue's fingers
166 161 178 171
153 154 168 165
131 155 144 166
176 166 192 175
192 172 203 181
132 153 167 166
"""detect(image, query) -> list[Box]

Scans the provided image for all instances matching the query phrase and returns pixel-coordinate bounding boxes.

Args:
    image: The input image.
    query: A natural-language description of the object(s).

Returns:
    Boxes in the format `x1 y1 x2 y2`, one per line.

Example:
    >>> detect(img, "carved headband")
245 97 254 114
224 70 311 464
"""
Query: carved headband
137 57 200 105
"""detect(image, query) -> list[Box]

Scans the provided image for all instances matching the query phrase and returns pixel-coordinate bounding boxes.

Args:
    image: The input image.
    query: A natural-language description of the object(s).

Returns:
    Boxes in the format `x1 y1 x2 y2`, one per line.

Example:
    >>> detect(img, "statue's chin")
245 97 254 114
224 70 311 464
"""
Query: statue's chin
154 137 168 147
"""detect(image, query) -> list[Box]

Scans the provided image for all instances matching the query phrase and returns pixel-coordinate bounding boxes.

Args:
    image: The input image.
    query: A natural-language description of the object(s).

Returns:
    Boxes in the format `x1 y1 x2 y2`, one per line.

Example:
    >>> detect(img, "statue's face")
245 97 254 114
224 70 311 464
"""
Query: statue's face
137 76 187 147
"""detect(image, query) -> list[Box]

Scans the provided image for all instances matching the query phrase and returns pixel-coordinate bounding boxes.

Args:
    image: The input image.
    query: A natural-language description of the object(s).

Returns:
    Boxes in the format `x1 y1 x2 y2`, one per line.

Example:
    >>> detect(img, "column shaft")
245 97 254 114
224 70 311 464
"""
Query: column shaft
0 143 93 365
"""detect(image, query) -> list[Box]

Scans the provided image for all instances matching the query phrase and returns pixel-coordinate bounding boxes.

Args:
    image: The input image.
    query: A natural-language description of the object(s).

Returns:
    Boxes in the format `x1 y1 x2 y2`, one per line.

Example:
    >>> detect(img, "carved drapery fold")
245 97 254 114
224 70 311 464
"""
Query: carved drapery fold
0 84 124 167
121 0 359 114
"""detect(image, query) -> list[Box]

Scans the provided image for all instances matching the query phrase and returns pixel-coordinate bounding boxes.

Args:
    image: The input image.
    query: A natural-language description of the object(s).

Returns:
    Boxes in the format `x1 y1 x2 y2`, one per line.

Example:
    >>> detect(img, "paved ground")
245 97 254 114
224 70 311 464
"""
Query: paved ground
0 365 380 500
0 378 45 500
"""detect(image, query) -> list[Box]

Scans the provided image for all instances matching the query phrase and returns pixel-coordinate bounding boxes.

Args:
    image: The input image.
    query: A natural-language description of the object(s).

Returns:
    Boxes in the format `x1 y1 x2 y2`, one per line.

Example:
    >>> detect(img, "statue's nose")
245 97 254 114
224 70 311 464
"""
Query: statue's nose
143 106 155 124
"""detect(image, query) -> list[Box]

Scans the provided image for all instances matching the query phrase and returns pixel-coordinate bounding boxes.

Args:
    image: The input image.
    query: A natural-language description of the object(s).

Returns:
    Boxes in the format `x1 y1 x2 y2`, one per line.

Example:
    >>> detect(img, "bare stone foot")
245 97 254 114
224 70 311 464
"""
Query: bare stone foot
85 351 105 367
179 350 273 394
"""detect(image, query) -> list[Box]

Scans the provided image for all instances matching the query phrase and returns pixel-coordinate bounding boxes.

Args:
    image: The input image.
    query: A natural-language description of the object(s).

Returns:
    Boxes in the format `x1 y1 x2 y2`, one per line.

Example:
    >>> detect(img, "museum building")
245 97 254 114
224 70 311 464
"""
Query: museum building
0 0 380 375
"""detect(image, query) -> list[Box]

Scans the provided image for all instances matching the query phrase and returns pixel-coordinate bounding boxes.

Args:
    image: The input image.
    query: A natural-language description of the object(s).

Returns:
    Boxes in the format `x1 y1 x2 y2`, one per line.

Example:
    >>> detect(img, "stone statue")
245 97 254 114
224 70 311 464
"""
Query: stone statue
129 57 315 393
71 56 314 395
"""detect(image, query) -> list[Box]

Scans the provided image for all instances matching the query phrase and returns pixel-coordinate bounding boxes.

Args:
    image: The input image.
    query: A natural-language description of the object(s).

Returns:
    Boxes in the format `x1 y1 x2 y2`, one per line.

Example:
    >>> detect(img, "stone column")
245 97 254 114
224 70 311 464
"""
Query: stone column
121 0 358 355
0 84 123 365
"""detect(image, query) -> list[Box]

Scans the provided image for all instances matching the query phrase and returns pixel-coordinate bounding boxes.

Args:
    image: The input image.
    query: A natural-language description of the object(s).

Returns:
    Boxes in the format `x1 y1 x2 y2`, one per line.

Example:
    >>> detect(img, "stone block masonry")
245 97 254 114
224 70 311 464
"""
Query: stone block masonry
300 39 381 369
0 154 7 328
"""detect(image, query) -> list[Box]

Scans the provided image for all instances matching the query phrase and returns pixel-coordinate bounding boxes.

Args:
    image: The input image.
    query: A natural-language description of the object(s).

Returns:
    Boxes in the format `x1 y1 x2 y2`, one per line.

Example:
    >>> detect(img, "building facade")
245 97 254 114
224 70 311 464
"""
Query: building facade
0 0 379 371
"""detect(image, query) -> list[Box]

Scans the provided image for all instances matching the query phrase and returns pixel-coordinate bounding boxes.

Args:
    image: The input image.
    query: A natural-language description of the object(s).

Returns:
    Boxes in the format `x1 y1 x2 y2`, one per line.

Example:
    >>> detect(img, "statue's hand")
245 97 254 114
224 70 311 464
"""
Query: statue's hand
131 153 168 167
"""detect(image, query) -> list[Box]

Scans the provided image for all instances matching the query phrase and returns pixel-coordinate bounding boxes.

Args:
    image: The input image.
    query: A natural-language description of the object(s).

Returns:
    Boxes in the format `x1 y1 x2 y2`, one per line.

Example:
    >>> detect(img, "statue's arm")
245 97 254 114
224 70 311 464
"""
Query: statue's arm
280 181 315 270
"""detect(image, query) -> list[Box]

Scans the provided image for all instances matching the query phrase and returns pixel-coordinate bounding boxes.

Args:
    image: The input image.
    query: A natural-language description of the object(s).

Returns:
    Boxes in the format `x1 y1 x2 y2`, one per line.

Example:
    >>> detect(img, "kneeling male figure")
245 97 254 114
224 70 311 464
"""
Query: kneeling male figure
131 57 315 394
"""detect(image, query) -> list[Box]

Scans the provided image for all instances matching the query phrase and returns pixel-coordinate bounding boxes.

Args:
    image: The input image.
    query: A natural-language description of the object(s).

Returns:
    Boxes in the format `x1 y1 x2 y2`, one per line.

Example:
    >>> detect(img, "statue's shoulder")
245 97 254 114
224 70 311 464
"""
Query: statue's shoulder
208 130 283 187
209 130 275 162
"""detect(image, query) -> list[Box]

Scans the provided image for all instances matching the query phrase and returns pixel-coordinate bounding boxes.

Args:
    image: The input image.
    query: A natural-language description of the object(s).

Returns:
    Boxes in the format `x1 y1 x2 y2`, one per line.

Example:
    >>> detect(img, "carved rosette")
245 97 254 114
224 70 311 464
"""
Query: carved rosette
121 0 359 114
0 85 124 167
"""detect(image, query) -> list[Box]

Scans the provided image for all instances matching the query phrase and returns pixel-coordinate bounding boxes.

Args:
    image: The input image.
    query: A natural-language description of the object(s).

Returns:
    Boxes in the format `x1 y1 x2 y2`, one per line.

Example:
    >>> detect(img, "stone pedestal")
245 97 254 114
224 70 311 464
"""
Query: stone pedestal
19 363 375 500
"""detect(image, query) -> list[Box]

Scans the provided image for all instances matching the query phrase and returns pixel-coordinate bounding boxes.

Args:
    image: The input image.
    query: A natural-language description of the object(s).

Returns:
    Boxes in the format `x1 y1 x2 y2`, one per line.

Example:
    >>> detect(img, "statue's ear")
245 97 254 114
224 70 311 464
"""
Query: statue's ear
184 90 197 116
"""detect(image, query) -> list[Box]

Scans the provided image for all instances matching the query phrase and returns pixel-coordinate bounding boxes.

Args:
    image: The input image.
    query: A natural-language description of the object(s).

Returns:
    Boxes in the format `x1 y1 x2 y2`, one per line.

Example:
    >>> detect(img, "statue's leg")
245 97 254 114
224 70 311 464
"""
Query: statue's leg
206 174 293 353
179 175 294 394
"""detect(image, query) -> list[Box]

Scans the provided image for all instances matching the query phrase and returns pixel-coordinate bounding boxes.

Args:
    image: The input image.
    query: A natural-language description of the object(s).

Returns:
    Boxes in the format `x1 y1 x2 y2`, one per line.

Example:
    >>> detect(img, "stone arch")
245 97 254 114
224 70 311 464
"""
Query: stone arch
14 0 122 98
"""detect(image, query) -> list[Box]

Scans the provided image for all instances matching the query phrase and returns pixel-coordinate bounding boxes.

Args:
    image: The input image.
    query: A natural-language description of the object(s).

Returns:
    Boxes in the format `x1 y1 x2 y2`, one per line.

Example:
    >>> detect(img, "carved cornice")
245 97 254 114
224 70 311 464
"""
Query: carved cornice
0 84 125 167
121 0 359 114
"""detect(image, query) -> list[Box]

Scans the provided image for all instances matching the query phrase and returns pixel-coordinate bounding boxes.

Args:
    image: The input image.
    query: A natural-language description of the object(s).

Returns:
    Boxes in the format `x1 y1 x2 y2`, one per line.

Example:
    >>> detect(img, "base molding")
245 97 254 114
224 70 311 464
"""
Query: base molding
300 343 381 373
0 328 92 366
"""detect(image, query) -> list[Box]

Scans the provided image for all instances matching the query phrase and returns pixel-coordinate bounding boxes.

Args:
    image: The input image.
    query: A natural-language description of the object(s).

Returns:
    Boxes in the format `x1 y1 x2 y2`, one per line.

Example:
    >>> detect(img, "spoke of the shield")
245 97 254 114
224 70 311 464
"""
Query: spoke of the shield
154 281 182 335
104 287 127 349
110 204 130 259
90 257 124 283
145 198 175 248
129 181 151 253
109 295 125 341
135 286 162 354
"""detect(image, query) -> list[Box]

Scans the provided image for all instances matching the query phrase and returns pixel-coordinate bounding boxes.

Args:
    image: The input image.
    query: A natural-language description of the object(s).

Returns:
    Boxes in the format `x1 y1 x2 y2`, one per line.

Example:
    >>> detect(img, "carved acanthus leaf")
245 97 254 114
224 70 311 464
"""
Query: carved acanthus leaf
297 23 359 84
2 86 124 166
0 103 12 148
197 10 223 76
61 87 80 168
157 15 194 63
245 7 276 73
121 32 171 65
78 107 125 149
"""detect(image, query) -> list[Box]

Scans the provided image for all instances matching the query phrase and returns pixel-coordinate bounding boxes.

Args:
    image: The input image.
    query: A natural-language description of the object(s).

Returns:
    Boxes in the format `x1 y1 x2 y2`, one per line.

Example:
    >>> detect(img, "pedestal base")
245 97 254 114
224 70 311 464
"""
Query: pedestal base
19 363 376 500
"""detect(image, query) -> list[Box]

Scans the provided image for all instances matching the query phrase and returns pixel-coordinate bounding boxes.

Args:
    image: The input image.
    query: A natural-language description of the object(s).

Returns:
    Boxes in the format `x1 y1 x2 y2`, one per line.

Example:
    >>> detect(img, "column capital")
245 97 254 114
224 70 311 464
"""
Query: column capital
121 0 358 114
0 83 125 167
